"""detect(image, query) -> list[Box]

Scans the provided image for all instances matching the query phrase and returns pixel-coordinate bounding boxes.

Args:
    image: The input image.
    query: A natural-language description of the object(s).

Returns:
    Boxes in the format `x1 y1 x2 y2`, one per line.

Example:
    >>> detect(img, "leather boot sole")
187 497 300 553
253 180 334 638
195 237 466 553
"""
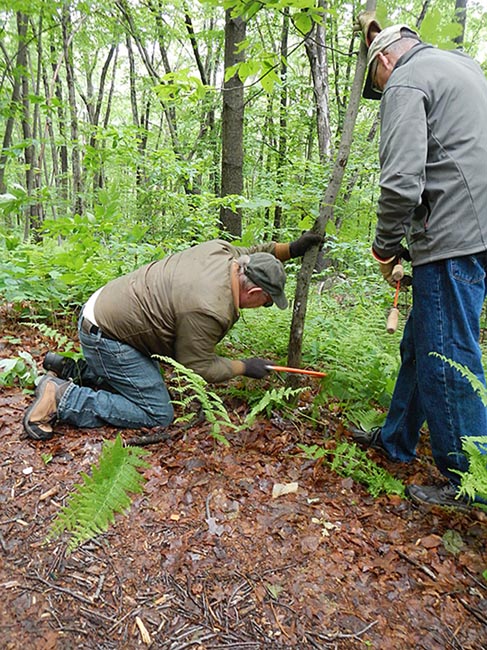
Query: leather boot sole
23 376 59 440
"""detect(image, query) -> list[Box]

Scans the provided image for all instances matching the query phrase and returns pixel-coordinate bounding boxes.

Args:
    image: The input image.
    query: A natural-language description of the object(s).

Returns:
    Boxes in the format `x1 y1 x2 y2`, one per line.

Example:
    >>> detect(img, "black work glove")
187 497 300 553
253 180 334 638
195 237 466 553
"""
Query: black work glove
289 231 323 258
243 358 271 379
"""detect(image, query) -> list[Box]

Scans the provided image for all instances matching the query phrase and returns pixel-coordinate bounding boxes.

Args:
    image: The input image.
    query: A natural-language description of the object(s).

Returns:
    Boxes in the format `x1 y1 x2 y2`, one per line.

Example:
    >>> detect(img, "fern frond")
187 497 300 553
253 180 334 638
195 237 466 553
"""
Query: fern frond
452 436 487 504
244 386 303 427
430 353 487 407
155 355 238 444
27 322 82 357
300 440 405 498
47 435 150 553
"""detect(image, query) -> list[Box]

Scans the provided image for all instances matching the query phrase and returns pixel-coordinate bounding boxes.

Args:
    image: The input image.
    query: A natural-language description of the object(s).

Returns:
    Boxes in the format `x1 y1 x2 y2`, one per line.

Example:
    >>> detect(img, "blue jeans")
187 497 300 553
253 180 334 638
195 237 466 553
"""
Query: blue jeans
57 320 174 429
381 253 487 485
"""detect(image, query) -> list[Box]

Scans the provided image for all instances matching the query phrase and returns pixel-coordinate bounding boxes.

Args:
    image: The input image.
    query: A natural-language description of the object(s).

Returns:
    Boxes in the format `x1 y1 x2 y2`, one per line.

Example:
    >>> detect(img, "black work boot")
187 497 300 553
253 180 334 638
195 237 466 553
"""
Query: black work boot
350 425 385 451
43 352 88 384
23 374 71 440
406 483 473 512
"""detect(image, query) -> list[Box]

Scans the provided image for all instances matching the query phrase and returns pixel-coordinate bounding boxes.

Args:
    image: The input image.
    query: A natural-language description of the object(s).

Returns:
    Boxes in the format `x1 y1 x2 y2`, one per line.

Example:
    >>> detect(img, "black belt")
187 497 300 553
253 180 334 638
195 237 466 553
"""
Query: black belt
81 316 112 339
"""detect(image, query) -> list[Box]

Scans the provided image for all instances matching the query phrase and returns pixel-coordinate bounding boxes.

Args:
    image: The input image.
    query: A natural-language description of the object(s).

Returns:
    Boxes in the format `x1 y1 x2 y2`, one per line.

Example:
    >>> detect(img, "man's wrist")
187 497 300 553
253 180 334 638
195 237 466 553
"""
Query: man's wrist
274 242 291 261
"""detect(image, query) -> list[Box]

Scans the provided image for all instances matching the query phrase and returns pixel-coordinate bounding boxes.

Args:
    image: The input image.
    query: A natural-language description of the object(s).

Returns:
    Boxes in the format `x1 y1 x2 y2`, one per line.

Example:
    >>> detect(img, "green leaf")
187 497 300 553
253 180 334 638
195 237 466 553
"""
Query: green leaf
442 529 464 555
292 12 312 35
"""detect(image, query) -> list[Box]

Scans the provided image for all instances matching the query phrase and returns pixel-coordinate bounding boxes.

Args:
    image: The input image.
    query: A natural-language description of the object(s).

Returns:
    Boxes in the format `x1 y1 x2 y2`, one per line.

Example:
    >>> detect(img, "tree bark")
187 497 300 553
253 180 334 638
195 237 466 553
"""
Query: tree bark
61 4 83 216
304 0 331 164
272 8 290 235
0 34 22 197
16 12 43 238
287 3 374 371
453 0 467 48
219 11 246 238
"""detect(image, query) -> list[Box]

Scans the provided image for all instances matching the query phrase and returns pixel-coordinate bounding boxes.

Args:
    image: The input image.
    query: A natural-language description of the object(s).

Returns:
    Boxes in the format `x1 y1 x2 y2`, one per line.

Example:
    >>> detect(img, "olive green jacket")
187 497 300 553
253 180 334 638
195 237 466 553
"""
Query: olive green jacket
93 239 289 382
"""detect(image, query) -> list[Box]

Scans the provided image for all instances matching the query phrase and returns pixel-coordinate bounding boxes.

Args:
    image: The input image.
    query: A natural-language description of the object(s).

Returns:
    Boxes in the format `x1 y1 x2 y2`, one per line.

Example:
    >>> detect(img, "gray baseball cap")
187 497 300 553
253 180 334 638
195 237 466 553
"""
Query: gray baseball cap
245 253 288 309
363 24 420 100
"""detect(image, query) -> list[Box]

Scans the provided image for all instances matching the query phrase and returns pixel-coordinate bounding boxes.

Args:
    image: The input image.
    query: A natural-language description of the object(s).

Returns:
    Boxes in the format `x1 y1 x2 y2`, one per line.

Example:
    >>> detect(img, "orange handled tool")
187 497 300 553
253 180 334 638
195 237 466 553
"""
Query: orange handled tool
266 365 326 378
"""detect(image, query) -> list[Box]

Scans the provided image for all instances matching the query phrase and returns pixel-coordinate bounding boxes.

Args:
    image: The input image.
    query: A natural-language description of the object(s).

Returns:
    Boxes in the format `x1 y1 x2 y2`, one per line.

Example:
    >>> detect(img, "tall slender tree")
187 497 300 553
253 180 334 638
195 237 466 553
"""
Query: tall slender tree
219 10 246 237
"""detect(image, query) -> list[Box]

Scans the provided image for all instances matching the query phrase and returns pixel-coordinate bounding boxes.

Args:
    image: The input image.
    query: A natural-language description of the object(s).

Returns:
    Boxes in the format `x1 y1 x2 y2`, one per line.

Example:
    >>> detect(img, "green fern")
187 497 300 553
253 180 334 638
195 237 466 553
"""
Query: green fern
243 386 303 426
453 436 487 507
157 355 238 445
299 440 405 498
28 322 81 359
430 352 487 407
47 434 150 554
430 353 487 507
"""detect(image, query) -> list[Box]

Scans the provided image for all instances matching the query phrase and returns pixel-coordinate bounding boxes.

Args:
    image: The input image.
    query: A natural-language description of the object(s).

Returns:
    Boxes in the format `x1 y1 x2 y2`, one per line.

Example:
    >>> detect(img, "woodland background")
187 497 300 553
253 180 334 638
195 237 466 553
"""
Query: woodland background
2 0 487 410
1 2 487 648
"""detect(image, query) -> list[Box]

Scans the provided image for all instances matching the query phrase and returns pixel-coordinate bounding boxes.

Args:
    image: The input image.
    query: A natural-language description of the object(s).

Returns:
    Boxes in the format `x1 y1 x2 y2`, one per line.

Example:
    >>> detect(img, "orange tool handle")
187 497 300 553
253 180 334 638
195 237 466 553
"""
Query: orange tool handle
266 365 326 378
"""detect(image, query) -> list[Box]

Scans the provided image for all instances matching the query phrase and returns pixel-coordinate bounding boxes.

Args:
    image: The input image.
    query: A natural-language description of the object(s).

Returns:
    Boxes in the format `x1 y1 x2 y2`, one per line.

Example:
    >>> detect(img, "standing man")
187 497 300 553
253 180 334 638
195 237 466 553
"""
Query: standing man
23 233 320 440
352 22 487 509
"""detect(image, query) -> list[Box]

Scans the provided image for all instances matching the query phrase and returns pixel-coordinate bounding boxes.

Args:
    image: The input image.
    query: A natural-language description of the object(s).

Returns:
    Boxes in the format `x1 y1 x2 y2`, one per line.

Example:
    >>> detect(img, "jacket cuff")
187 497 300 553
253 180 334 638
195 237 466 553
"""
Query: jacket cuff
274 242 291 261
231 360 246 376
371 247 395 264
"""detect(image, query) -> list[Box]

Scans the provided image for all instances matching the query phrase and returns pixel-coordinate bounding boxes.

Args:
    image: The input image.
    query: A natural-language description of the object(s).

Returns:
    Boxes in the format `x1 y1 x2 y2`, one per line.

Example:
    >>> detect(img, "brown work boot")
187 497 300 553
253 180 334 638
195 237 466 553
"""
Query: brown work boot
23 374 70 440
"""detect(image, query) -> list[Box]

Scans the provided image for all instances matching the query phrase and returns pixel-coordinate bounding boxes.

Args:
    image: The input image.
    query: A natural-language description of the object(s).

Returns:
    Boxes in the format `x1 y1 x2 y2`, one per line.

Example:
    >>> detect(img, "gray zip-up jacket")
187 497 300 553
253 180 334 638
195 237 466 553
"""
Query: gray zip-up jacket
93 239 288 383
374 43 487 265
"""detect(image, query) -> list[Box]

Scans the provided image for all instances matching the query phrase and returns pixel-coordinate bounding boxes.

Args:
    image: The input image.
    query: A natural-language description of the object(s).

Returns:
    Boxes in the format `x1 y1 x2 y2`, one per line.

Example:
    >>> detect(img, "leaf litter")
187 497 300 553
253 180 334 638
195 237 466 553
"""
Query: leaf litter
0 323 486 649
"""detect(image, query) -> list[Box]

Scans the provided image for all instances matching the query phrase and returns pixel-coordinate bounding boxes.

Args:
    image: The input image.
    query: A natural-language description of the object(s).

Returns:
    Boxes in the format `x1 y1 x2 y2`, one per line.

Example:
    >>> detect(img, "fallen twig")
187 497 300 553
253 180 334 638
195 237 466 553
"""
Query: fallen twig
27 574 94 605
457 597 487 627
396 549 437 580
306 618 378 642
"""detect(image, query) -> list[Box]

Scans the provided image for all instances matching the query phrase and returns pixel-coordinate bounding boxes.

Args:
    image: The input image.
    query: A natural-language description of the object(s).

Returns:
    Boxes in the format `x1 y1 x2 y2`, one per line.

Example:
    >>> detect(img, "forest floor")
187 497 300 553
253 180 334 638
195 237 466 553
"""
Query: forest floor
1 319 487 650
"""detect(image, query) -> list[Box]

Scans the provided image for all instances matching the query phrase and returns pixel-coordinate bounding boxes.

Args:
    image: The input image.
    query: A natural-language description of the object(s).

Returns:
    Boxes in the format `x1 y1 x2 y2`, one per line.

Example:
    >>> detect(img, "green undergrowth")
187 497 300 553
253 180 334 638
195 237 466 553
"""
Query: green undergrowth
299 440 406 498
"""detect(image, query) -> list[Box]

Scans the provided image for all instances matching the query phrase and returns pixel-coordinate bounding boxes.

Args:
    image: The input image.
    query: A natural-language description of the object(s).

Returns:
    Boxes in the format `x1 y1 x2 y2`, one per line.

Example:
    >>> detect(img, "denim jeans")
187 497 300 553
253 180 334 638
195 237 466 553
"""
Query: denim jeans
381 253 487 485
57 320 174 429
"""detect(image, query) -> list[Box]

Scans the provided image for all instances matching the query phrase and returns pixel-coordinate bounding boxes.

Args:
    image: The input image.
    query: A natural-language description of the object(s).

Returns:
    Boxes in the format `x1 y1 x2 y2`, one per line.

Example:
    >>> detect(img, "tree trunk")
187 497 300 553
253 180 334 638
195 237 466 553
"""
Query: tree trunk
304 0 331 163
219 11 246 238
0 35 22 198
453 0 467 47
61 5 83 216
16 12 43 238
287 4 374 371
273 8 289 236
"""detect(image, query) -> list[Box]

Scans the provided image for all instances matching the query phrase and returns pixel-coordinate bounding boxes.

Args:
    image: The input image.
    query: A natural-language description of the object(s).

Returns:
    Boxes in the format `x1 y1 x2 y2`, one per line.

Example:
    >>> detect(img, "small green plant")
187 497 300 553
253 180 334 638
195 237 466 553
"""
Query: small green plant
29 322 81 358
47 434 150 554
158 356 238 445
244 386 303 426
299 440 405 498
454 436 487 507
430 353 487 508
0 351 37 387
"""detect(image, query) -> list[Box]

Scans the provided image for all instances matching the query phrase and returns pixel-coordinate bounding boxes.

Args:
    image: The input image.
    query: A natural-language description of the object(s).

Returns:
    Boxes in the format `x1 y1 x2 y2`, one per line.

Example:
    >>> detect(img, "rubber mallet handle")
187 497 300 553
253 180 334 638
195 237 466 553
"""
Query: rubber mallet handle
387 307 399 334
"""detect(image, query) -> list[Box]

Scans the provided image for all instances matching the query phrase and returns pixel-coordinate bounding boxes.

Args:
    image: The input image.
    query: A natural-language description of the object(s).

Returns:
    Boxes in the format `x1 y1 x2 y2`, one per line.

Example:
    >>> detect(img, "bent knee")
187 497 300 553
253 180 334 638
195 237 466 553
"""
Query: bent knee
146 402 174 428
